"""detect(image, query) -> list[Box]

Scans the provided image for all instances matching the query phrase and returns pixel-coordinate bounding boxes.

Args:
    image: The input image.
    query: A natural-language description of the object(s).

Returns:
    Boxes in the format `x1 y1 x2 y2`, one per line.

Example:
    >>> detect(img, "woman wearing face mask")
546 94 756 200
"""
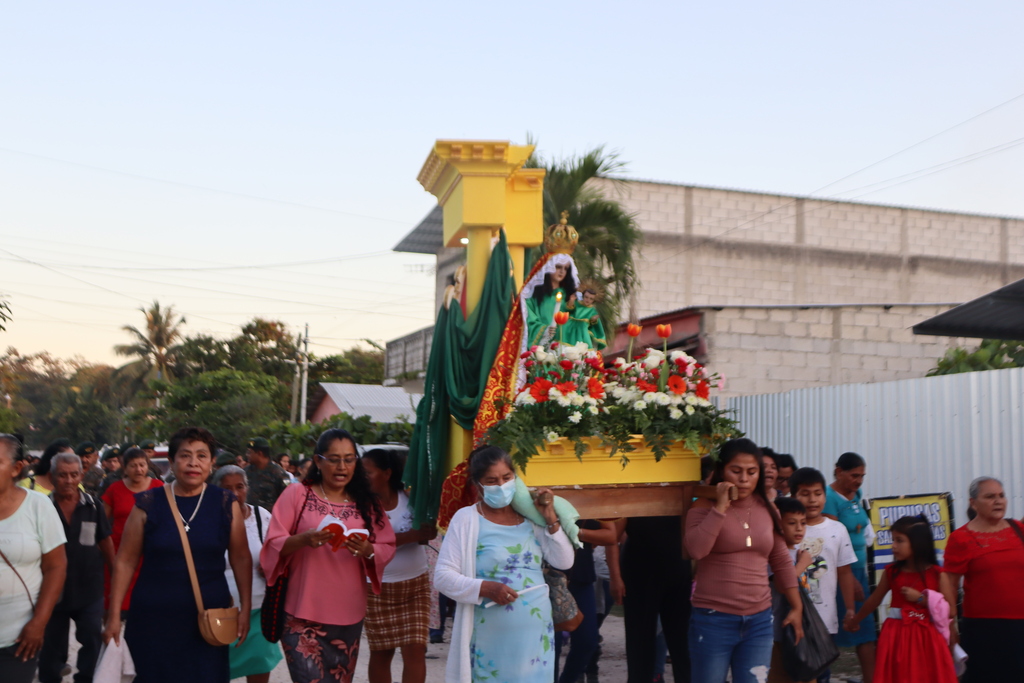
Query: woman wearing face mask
434 445 574 683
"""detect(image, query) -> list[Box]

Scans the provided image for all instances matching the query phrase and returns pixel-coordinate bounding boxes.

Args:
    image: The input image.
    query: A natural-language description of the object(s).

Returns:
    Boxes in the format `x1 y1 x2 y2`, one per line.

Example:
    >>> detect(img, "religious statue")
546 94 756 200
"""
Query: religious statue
560 280 607 349
521 212 581 350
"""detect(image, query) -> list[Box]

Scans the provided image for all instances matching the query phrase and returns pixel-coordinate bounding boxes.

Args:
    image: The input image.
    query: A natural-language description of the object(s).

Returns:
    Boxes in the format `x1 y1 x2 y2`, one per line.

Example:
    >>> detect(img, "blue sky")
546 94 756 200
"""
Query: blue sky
2 1 1022 364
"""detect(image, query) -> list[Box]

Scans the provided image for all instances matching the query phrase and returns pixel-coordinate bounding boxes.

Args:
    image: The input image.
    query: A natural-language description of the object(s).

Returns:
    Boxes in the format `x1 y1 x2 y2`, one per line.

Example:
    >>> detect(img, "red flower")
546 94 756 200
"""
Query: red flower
560 360 574 371
651 368 660 379
524 360 536 368
555 381 578 396
695 380 710 400
626 323 642 337
667 375 687 395
547 370 560 378
529 378 554 402
520 350 532 359
637 379 658 394
674 357 688 368
551 341 560 348
554 311 570 325
587 377 605 399
656 324 672 338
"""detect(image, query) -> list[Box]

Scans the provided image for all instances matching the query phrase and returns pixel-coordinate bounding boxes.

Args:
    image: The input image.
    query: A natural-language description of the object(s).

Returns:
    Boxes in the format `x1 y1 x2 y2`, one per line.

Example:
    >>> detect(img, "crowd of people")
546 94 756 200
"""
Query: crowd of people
1 428 1022 683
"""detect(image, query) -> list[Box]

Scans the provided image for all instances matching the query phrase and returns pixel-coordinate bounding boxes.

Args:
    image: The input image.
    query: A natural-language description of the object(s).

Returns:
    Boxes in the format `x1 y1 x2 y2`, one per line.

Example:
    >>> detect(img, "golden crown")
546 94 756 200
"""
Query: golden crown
544 211 579 254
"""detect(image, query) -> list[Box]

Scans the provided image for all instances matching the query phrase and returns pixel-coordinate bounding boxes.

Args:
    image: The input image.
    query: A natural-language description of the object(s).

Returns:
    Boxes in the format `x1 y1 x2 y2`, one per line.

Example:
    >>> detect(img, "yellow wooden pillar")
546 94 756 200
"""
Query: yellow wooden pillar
417 140 544 470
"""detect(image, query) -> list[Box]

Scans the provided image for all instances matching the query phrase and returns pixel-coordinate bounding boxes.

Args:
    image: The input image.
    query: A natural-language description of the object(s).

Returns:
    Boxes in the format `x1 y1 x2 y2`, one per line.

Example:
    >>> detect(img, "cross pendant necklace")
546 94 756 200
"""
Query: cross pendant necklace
175 483 207 533
741 508 752 547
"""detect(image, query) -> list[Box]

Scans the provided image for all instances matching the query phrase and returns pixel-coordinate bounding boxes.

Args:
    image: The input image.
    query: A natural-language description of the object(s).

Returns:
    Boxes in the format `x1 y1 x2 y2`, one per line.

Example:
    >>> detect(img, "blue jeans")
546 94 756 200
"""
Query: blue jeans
689 607 773 683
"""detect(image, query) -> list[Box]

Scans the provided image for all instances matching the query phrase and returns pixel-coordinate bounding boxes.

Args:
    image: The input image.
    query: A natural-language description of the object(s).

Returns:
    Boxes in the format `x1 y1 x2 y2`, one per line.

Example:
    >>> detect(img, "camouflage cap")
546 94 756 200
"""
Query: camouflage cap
215 450 237 467
246 437 271 455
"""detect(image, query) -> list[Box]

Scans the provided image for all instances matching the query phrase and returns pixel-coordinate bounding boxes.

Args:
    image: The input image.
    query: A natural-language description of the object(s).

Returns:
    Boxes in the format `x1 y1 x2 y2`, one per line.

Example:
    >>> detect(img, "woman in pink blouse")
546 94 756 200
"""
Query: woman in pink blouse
685 438 803 683
261 429 396 683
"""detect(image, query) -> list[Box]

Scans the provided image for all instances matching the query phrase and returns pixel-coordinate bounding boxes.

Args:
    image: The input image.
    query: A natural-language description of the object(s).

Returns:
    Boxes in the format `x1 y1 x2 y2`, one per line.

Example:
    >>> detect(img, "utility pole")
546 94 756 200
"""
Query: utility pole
288 332 302 424
299 323 310 423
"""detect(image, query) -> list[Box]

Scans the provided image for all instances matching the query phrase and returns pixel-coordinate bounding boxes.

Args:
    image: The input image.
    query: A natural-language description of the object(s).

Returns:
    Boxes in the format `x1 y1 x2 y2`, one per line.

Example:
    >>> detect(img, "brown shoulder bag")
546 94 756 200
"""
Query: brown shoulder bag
165 485 239 646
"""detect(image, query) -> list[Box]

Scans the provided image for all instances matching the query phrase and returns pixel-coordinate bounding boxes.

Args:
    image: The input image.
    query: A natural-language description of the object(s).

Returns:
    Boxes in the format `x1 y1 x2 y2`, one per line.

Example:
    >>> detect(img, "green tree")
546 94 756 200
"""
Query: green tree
928 339 1024 376
310 347 384 385
154 369 283 452
526 143 643 327
174 335 232 375
0 406 19 433
0 298 10 332
114 301 186 390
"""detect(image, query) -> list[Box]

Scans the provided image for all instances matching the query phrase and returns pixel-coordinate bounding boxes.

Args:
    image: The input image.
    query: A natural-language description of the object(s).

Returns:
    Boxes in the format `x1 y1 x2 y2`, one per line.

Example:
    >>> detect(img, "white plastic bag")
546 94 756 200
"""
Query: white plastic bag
94 638 136 683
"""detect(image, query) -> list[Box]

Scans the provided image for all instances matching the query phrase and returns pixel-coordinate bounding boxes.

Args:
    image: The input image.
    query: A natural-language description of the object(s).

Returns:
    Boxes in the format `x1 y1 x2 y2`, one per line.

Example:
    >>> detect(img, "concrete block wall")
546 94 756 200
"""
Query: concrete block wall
703 305 968 397
591 178 1024 316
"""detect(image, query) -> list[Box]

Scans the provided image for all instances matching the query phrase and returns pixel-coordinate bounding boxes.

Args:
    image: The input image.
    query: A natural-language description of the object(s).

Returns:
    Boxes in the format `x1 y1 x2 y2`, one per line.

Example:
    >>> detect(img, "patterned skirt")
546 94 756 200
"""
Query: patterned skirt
280 613 362 683
364 572 431 650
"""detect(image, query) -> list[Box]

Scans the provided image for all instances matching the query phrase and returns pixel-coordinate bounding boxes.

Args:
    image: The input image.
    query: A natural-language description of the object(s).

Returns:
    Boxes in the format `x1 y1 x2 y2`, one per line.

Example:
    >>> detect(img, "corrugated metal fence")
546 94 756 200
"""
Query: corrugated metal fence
723 366 1024 525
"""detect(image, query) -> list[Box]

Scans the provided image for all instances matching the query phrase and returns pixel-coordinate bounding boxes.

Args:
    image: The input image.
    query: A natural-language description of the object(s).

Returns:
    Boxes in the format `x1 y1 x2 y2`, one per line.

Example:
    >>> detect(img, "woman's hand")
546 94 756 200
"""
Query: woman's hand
103 613 122 646
782 605 804 644
900 586 923 604
534 487 557 525
235 608 250 645
14 617 46 662
480 580 518 606
345 534 374 558
715 482 735 514
301 529 333 549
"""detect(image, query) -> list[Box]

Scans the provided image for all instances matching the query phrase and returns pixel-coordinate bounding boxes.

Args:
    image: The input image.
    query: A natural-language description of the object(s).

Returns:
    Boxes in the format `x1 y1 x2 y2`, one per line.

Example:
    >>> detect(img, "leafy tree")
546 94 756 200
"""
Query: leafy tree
310 347 384 385
526 143 643 327
265 413 413 458
174 335 232 375
0 298 10 332
0 406 19 433
114 301 186 396
928 339 1024 376
153 369 284 452
228 319 299 381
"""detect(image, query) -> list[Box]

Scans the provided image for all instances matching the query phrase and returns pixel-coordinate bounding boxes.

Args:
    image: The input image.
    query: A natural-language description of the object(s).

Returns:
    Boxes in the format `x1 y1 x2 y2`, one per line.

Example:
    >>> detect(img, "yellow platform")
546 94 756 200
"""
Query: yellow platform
516 436 701 487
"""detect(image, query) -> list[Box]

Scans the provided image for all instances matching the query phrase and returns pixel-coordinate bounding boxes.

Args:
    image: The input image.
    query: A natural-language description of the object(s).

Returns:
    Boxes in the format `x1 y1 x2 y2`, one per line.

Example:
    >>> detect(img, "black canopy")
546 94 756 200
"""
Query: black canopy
913 278 1024 339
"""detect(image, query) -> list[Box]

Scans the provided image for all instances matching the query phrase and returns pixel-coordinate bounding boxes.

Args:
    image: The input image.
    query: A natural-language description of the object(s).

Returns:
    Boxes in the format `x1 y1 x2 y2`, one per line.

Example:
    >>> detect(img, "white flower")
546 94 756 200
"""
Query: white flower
613 357 627 367
570 393 585 406
568 411 582 424
588 406 599 415
669 394 683 406
670 350 695 364
514 391 536 406
643 352 665 370
696 398 712 408
654 392 671 406
669 407 683 420
685 395 698 406
685 405 695 415
546 431 560 443
643 392 658 403
584 396 598 406
632 400 647 411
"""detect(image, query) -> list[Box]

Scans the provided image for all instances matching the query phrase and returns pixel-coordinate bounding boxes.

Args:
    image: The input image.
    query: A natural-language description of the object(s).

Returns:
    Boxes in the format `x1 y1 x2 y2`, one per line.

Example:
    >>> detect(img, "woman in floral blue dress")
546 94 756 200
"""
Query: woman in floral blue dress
435 446 574 683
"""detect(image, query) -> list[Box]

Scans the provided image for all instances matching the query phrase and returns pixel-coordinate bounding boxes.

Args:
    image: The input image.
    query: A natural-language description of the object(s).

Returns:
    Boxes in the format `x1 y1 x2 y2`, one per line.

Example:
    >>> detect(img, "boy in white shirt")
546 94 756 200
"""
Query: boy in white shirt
791 467 857 683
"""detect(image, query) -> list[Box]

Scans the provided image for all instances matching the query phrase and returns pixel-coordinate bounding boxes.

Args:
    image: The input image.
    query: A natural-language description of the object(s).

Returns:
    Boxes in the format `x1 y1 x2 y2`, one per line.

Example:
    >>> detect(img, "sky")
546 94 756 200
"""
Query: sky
2 1 1023 366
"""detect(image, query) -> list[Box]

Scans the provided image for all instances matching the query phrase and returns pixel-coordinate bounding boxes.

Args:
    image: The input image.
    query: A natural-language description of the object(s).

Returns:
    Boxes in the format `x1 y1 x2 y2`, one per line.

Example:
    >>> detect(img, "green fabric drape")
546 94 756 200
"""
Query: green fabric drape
405 231 515 525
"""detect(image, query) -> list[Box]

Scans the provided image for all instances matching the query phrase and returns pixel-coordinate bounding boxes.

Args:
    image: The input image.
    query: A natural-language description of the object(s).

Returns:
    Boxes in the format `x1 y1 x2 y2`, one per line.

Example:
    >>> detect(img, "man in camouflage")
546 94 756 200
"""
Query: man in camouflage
78 441 105 497
244 437 290 510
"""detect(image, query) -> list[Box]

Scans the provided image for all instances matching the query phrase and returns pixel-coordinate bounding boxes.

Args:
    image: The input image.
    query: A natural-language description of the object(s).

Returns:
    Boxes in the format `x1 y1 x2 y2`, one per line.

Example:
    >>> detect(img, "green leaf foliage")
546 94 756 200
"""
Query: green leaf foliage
928 339 1024 376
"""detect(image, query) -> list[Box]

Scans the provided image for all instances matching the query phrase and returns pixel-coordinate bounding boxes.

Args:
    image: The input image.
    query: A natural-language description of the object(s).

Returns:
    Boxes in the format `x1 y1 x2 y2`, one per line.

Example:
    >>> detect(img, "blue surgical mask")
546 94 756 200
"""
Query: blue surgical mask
482 478 517 508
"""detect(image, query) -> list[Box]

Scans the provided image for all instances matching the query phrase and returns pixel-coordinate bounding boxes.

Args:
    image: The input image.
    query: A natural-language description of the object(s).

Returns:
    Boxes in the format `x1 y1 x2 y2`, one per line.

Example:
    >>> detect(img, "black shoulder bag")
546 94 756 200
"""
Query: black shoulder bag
260 487 309 642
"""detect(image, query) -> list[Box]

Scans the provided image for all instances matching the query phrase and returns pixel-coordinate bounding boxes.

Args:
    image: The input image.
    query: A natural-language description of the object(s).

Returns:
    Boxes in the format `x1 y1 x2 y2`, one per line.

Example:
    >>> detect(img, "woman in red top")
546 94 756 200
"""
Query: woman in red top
943 477 1024 682
101 447 162 612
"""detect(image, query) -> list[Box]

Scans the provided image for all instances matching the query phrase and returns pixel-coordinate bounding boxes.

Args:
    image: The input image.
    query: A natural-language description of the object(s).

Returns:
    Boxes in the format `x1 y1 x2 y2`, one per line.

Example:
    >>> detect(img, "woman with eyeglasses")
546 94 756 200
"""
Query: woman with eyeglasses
261 429 396 683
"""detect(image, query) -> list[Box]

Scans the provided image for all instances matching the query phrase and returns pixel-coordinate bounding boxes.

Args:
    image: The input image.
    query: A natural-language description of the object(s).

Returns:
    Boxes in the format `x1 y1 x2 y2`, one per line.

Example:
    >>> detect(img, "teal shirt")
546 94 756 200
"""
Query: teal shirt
823 486 869 566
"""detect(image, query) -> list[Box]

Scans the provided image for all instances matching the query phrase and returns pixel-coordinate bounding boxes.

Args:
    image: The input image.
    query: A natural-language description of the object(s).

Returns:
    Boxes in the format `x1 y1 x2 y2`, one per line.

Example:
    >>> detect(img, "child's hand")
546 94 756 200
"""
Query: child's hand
900 586 923 604
794 549 813 575
844 611 860 632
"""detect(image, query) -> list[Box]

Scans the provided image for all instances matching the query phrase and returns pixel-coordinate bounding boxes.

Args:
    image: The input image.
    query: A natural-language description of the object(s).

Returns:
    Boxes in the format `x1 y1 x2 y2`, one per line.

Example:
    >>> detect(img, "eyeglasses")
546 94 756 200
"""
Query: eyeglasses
316 454 357 467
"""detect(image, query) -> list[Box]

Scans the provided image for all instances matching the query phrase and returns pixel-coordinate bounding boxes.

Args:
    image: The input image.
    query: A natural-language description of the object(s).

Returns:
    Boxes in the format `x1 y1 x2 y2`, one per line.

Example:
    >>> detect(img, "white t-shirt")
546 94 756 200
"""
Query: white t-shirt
799 517 857 634
382 491 428 583
225 504 272 606
0 489 67 648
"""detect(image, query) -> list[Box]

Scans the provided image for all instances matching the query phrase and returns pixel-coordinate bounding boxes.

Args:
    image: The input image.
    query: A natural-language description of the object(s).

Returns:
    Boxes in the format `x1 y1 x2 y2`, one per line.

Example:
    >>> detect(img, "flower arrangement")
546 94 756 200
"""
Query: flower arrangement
487 323 739 471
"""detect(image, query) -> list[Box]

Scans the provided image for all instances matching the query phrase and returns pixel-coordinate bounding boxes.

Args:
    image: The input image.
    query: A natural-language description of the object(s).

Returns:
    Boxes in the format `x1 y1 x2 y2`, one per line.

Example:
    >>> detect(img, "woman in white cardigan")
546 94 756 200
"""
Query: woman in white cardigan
434 445 574 683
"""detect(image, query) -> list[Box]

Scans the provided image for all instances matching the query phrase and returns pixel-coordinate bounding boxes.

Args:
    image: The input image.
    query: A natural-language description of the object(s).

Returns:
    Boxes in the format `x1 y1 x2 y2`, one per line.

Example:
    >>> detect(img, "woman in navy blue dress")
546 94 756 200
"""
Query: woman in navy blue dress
104 427 252 683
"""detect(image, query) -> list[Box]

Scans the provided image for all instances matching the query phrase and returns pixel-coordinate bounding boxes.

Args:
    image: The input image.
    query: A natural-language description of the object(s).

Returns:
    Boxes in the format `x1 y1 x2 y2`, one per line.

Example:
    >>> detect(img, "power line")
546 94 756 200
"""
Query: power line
0 146 415 225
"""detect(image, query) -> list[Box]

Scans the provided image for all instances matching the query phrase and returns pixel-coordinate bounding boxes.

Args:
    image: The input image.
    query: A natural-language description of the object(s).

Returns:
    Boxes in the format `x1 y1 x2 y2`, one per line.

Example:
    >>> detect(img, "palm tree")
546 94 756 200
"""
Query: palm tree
526 143 643 327
115 301 187 386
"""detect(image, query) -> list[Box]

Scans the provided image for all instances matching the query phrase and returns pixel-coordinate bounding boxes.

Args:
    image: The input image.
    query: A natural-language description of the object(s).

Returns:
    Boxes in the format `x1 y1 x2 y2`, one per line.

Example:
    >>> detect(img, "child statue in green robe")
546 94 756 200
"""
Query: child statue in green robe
561 286 607 349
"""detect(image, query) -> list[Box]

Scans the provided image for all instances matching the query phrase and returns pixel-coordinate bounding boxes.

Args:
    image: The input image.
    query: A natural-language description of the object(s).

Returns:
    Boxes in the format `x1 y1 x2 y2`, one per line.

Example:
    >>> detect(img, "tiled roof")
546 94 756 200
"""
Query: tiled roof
394 206 443 254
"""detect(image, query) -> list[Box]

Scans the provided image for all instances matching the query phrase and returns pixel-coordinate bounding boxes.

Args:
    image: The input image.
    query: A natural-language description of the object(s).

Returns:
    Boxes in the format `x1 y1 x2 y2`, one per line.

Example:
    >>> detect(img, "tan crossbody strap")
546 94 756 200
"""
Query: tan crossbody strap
165 484 206 613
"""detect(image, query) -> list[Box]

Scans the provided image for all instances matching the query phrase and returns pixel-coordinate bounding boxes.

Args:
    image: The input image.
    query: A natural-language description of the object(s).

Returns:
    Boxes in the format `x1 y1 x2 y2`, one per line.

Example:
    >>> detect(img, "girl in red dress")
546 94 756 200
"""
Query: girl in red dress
845 515 958 683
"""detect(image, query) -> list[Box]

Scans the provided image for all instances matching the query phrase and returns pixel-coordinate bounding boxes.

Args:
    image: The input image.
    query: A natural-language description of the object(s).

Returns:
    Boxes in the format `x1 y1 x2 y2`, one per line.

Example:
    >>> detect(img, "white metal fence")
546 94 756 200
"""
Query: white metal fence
723 366 1024 526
